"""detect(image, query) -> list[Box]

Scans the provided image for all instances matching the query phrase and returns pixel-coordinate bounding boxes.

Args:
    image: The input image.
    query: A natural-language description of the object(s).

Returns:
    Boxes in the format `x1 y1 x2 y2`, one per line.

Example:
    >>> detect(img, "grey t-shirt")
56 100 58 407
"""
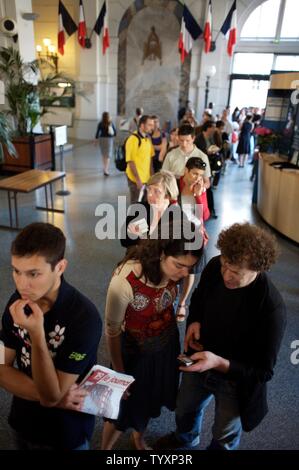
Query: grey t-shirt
162 146 211 178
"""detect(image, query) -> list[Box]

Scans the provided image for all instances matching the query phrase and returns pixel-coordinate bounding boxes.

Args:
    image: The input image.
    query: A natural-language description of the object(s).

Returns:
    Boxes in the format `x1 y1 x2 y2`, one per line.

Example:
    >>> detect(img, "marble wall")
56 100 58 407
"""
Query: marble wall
125 6 180 126
118 0 190 128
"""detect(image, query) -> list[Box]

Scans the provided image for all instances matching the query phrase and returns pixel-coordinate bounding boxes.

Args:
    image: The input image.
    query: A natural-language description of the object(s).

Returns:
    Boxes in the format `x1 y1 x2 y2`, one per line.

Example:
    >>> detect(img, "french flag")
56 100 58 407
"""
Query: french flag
78 0 87 48
93 1 110 55
178 5 202 64
204 0 212 53
58 0 77 56
220 0 237 57
102 5 110 55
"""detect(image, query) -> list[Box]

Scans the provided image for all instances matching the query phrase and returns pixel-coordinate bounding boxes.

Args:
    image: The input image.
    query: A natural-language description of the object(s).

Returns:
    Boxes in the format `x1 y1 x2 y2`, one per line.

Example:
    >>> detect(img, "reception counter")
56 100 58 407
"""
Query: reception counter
257 154 299 243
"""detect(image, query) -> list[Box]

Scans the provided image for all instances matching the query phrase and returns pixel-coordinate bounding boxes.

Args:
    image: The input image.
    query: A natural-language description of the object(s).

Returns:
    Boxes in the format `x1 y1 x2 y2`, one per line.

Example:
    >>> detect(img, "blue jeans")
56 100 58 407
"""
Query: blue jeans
175 370 242 450
73 439 90 450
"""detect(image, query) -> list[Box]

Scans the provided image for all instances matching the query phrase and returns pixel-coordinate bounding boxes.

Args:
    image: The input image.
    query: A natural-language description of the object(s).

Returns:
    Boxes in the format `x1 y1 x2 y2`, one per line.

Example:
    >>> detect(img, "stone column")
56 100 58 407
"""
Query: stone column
72 1 118 139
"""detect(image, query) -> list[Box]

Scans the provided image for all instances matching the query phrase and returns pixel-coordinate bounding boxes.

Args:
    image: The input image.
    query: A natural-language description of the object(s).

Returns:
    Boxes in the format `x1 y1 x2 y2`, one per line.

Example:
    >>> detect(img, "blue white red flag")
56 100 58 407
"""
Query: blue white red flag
178 5 202 63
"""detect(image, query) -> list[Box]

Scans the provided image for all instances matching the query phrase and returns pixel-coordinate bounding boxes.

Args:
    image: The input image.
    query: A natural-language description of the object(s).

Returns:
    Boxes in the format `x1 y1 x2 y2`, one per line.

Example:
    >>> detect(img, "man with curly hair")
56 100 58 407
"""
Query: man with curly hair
156 223 286 450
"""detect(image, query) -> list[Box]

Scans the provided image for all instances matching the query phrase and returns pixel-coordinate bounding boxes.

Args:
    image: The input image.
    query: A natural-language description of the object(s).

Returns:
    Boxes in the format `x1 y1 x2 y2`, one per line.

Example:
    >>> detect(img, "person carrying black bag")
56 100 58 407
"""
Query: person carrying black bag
194 121 218 218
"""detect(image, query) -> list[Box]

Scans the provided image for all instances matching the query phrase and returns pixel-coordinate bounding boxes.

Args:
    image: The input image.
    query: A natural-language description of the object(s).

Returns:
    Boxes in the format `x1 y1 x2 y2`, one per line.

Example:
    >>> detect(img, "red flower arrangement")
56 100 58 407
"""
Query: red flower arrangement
254 126 273 136
255 126 279 152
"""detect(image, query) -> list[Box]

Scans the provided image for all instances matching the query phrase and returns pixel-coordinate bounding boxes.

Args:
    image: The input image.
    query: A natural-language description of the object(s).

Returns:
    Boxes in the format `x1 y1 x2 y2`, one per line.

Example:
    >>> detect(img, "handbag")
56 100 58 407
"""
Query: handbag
208 153 222 172
108 124 115 136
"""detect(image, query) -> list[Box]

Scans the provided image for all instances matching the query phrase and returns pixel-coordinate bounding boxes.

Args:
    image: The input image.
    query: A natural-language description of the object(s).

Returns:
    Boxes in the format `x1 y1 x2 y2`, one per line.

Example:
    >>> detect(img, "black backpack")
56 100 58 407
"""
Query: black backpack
115 132 142 172
208 152 223 172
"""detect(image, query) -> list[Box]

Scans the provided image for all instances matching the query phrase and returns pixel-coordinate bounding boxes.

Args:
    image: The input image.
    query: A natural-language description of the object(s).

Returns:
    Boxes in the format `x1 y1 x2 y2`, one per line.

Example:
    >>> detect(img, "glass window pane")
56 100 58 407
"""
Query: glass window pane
233 53 274 74
230 80 270 112
281 0 299 38
241 0 280 38
275 56 299 71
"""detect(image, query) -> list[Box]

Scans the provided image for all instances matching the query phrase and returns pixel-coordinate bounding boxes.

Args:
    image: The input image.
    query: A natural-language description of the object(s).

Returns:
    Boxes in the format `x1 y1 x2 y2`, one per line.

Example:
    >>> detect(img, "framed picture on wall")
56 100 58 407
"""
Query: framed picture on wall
40 82 75 108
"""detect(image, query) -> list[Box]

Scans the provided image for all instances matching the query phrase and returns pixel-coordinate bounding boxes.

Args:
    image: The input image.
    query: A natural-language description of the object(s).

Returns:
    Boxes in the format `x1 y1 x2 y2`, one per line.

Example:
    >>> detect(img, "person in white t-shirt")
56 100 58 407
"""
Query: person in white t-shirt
162 124 211 188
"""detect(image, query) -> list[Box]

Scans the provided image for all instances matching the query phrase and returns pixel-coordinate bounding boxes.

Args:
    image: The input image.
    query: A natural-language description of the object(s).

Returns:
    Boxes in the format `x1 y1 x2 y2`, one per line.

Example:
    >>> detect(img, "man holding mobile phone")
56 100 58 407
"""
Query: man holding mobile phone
156 223 286 450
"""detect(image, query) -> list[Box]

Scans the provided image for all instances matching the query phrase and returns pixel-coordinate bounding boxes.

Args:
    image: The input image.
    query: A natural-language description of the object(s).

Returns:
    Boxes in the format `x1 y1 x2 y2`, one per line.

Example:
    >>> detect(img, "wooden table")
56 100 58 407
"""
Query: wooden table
0 169 66 229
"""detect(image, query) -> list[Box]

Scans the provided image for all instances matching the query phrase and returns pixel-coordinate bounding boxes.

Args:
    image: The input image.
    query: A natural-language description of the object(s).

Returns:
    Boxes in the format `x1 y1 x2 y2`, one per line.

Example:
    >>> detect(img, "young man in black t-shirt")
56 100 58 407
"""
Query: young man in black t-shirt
0 223 102 449
156 223 286 450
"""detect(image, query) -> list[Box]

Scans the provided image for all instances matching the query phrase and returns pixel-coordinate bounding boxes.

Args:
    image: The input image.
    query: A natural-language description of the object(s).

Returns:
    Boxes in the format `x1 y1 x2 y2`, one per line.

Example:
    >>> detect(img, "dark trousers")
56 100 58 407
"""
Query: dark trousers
127 177 141 203
206 187 216 216
212 171 221 187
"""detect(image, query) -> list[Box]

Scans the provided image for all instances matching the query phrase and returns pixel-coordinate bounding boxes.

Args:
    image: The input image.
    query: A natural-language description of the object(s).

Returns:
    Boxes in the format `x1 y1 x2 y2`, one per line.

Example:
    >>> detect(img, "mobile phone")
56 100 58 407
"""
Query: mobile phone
177 355 195 367
24 305 33 317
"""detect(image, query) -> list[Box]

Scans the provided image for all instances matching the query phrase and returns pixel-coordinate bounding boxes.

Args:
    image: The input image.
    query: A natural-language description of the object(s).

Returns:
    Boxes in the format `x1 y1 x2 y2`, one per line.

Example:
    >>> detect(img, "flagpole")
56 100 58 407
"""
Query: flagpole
88 29 95 42
214 29 221 43
85 29 94 49
86 0 103 47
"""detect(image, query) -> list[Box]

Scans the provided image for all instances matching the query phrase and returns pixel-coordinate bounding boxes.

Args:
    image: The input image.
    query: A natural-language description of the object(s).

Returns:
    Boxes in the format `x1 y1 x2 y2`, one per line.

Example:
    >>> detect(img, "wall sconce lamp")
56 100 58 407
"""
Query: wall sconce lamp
36 38 59 73
204 65 216 109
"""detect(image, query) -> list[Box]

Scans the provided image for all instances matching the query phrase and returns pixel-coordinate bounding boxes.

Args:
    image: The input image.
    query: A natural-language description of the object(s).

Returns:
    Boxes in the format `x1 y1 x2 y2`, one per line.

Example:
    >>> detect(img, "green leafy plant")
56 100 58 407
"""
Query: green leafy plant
0 111 16 162
0 46 79 137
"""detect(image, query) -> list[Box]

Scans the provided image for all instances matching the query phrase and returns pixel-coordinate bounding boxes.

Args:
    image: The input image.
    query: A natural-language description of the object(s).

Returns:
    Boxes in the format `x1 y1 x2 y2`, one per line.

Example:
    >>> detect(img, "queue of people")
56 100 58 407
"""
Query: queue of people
95 104 250 220
0 216 286 451
0 103 286 452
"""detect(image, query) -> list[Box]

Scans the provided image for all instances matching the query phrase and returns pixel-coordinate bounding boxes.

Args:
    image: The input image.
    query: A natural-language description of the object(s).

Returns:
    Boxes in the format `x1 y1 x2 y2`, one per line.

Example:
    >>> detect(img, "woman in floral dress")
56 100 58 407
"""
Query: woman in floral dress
101 222 203 450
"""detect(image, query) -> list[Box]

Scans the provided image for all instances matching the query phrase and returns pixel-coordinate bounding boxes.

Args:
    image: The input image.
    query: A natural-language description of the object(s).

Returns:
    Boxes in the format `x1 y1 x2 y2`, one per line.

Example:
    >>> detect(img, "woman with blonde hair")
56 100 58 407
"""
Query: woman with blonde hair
120 170 179 249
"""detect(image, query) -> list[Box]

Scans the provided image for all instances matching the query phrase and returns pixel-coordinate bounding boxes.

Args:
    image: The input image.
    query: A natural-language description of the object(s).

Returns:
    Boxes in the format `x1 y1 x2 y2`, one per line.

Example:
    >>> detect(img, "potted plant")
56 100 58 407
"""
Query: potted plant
255 126 280 153
0 46 76 172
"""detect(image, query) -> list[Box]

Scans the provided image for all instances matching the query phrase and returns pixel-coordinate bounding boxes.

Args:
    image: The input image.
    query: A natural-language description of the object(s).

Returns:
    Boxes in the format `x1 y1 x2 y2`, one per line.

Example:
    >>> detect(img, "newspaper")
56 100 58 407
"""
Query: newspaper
78 365 134 420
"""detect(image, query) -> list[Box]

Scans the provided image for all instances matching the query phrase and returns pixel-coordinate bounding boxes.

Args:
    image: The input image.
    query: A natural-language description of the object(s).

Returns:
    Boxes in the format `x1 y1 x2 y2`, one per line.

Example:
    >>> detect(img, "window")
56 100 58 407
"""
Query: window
240 0 280 39
231 0 299 118
274 55 299 71
230 79 270 111
230 53 272 112
240 0 299 41
233 53 274 74
281 0 299 38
